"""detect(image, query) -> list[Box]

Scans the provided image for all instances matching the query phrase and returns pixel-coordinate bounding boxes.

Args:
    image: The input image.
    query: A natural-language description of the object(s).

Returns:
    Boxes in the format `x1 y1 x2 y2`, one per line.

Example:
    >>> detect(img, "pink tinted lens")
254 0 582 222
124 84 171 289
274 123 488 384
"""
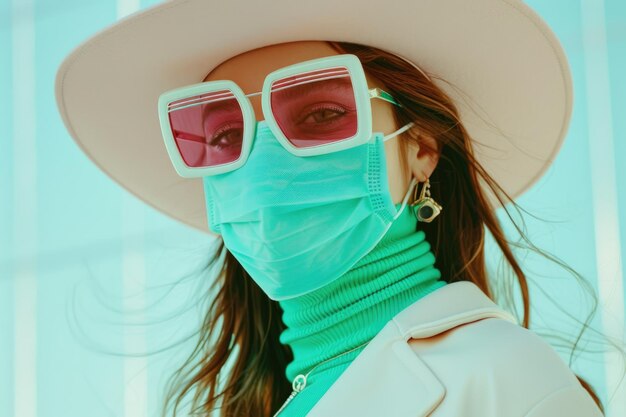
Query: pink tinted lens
167 89 244 168
270 66 358 148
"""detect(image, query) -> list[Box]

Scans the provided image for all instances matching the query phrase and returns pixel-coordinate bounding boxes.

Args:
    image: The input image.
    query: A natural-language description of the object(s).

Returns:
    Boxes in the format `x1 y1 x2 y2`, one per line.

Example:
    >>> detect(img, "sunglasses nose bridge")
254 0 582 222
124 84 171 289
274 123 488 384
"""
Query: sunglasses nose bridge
245 92 272 149
241 89 267 124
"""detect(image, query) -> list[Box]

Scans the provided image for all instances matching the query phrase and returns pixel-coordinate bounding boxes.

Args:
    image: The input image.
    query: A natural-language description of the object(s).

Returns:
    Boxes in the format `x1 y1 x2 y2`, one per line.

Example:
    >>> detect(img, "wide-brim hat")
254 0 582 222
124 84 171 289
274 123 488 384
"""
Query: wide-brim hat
54 0 573 236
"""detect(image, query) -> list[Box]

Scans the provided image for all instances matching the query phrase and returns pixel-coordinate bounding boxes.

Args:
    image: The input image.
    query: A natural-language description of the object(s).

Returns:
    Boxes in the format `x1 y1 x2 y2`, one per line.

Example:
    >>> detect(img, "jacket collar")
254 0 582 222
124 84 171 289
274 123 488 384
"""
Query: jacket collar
306 280 518 417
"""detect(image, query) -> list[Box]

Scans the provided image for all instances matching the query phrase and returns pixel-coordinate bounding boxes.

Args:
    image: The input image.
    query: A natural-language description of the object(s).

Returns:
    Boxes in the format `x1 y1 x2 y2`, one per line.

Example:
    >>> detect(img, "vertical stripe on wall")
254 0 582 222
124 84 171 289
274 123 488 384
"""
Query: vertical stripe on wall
118 0 142 21
117 3 147 417
580 0 626 415
12 0 37 417
122 194 148 417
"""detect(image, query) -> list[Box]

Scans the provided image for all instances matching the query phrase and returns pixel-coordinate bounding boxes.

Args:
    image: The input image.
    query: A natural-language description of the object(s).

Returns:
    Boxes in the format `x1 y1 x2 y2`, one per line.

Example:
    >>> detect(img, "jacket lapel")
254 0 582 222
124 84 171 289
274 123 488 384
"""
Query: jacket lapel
306 281 517 417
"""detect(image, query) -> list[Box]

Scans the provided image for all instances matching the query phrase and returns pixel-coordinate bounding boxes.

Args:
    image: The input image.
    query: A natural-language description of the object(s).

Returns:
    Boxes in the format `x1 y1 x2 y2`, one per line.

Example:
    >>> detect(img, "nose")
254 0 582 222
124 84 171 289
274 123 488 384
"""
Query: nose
246 91 265 123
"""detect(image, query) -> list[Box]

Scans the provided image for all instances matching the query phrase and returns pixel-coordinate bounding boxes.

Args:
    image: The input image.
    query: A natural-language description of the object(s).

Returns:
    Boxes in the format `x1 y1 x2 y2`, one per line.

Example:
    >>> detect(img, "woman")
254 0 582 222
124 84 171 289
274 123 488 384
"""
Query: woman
54 0 619 416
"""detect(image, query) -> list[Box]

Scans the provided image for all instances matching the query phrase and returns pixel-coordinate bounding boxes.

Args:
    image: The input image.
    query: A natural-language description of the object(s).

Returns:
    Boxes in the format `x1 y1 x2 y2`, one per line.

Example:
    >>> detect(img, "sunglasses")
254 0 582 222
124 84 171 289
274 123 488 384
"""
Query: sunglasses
157 53 413 178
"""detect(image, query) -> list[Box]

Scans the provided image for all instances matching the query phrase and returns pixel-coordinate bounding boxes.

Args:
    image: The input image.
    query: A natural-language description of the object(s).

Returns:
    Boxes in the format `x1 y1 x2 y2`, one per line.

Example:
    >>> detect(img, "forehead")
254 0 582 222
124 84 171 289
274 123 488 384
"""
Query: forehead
202 41 342 93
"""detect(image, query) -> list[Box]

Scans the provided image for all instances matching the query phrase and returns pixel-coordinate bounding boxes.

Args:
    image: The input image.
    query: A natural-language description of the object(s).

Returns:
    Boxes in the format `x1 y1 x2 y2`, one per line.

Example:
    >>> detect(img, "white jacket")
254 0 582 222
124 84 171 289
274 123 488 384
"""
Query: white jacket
306 281 603 417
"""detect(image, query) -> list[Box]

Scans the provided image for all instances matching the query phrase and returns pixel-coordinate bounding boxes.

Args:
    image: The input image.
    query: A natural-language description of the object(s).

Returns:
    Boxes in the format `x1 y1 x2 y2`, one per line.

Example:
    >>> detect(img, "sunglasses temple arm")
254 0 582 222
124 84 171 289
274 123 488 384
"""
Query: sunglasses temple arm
369 87 404 108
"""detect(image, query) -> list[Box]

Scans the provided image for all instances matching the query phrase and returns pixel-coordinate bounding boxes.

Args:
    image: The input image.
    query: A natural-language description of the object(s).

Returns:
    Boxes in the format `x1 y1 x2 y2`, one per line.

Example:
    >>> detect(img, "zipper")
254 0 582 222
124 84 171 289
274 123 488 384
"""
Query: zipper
272 374 308 417
272 341 371 416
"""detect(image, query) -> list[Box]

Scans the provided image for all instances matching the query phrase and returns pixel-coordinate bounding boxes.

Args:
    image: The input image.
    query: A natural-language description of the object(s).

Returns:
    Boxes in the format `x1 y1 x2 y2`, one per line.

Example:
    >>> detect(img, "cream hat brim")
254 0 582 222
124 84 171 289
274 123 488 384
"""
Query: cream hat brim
54 0 573 236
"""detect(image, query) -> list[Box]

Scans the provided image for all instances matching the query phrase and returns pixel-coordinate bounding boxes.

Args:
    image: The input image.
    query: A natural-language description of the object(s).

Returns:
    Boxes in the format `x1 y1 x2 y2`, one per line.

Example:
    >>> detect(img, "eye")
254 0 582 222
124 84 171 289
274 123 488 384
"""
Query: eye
297 104 347 125
209 126 243 149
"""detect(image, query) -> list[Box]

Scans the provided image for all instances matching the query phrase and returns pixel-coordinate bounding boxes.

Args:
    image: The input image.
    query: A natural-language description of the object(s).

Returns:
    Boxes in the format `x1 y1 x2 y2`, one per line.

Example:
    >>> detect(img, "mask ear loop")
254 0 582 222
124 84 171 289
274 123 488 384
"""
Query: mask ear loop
392 176 418 220
383 122 415 142
381 121 417 220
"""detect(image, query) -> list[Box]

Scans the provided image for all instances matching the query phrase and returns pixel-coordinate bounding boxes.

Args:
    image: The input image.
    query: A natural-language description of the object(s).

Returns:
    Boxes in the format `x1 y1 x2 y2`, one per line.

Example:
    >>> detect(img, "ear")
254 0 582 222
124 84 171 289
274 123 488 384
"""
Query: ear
407 132 440 181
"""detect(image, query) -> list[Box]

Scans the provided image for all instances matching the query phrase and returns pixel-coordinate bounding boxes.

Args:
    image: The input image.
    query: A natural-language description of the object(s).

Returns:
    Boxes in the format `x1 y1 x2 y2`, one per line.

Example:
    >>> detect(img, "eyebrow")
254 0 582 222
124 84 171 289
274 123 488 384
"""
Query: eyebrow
201 94 241 122
198 68 354 120
271 77 353 102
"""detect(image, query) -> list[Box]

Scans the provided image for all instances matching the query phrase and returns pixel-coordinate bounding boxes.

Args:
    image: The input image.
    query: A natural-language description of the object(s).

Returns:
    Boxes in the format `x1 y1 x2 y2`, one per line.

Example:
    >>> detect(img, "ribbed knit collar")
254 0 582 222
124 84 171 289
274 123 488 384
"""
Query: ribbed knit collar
277 202 447 385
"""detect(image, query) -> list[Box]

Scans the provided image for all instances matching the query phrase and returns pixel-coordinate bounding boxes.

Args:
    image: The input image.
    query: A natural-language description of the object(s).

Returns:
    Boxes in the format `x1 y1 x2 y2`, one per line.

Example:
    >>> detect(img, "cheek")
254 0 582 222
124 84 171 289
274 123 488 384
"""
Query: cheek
384 139 406 204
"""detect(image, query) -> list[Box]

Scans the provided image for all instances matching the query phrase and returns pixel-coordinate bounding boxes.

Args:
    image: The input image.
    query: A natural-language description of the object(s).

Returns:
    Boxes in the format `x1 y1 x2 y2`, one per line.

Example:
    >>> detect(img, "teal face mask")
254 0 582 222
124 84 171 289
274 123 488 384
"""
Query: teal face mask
202 119 417 301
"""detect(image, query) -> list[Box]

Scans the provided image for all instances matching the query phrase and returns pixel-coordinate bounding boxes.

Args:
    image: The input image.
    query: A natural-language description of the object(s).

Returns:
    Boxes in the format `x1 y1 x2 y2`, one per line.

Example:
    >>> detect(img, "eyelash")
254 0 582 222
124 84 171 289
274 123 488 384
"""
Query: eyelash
209 124 240 147
297 104 347 124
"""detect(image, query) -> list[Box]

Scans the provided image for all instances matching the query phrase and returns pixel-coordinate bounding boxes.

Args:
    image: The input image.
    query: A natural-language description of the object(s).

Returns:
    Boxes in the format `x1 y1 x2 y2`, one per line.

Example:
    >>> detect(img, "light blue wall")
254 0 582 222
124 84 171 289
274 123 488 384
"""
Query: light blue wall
499 3 625 416
1 0 624 416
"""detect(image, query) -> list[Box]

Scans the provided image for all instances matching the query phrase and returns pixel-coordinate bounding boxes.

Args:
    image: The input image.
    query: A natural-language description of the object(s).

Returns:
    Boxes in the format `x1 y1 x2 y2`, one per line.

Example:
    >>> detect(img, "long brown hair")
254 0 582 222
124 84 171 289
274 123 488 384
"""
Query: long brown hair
160 41 625 417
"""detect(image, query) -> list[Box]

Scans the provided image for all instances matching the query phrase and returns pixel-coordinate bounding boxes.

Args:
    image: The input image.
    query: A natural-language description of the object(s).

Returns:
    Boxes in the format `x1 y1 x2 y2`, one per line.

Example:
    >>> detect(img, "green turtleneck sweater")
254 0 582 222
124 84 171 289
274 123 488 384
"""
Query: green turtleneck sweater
275 202 448 416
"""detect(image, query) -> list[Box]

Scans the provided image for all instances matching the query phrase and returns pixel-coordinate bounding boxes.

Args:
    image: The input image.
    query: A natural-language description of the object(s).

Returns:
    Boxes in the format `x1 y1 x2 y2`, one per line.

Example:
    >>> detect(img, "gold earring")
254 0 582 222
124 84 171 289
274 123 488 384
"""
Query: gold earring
410 177 442 223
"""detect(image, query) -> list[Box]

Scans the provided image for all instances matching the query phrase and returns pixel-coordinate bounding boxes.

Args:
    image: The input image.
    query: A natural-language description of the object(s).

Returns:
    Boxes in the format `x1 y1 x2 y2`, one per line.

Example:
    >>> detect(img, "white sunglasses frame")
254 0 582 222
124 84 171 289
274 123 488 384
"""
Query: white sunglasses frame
157 53 414 178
